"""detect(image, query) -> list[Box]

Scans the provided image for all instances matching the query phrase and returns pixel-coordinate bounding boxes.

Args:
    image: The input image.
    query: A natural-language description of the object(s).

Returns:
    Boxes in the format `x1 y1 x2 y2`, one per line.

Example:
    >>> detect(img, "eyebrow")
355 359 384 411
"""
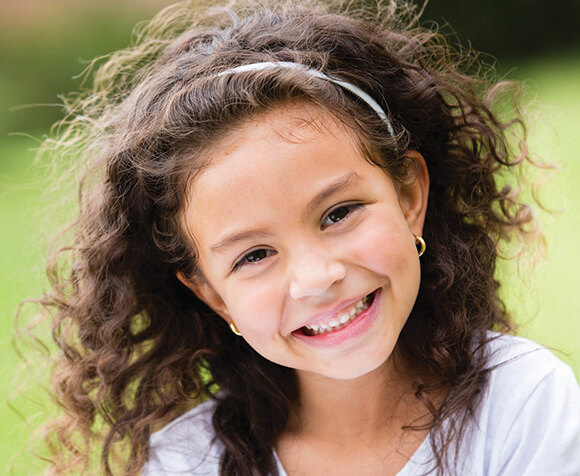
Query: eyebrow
209 171 360 255
211 229 272 255
304 171 360 218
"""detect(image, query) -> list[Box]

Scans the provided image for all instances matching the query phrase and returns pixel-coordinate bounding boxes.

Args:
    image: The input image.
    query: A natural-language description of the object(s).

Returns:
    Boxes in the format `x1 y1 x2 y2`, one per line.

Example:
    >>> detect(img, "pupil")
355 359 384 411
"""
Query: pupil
247 250 266 262
330 207 348 222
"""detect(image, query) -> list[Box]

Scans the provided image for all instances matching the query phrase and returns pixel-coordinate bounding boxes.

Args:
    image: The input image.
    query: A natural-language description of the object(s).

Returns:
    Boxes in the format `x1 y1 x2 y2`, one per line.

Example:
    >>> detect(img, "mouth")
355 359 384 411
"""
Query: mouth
294 289 379 338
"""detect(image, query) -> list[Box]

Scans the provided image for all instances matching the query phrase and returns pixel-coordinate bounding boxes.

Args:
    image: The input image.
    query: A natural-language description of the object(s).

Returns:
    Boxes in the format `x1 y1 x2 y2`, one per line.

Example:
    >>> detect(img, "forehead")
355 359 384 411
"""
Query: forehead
202 102 361 166
190 104 365 198
183 104 378 248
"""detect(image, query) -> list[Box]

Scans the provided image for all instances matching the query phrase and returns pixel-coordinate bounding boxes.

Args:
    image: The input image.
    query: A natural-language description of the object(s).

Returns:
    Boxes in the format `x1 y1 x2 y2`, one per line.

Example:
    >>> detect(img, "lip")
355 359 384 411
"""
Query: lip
291 288 381 348
298 294 368 330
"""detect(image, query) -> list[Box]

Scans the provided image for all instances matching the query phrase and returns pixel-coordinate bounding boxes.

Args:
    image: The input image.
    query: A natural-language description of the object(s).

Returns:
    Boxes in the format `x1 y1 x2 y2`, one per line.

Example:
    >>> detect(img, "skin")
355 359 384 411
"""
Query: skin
178 103 431 474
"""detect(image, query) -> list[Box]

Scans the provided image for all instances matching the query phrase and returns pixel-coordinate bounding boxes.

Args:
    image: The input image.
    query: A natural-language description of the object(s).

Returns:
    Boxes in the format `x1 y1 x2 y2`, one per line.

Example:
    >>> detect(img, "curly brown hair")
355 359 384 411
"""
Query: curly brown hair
31 0 542 474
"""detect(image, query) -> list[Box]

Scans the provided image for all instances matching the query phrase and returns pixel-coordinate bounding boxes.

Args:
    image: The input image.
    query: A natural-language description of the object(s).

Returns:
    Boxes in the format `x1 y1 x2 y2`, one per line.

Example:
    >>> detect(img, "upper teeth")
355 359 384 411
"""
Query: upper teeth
303 295 370 335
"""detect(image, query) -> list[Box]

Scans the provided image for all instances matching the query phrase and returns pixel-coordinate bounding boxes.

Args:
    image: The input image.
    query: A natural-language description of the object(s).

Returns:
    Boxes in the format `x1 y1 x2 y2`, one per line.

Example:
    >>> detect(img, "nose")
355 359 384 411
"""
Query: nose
288 252 346 300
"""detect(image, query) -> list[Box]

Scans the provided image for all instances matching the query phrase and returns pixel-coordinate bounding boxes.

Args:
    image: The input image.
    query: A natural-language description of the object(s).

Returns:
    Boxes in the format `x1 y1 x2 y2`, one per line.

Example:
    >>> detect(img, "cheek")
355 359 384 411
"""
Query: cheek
224 279 283 332
348 216 421 310
349 216 414 274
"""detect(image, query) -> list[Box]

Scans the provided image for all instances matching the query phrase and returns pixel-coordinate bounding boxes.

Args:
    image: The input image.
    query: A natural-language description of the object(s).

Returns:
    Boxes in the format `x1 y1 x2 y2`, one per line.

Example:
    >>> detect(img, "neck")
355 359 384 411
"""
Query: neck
287 356 423 445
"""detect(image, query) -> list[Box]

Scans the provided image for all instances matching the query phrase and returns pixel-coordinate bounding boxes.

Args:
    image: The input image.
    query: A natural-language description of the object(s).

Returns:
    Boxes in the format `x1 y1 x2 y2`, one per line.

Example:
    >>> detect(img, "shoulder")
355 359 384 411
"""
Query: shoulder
485 332 569 376
474 333 580 475
483 333 579 418
142 398 223 475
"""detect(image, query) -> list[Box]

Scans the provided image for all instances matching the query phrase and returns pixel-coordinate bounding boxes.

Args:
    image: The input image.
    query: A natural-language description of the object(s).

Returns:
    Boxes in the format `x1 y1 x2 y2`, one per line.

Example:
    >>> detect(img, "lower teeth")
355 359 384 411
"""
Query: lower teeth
301 292 375 336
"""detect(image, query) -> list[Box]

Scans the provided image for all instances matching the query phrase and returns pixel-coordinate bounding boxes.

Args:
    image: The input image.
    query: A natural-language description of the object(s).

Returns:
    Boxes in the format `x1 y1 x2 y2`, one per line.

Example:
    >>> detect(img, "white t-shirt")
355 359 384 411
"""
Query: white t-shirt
142 335 580 475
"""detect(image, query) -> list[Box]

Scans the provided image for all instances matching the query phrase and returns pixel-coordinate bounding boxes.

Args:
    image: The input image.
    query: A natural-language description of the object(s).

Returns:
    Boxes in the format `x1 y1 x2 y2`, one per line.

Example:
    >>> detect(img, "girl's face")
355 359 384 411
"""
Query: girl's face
180 104 429 380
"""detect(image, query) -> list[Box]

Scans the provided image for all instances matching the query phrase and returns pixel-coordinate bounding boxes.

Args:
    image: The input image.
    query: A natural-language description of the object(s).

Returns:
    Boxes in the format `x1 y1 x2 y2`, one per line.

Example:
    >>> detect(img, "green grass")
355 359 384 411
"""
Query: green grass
0 134 52 474
501 52 580 372
1 52 580 473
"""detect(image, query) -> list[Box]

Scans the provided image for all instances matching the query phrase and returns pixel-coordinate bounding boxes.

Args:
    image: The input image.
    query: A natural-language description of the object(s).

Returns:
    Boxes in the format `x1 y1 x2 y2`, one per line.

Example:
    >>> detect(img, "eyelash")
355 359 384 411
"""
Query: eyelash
232 248 276 271
320 202 364 229
232 202 364 271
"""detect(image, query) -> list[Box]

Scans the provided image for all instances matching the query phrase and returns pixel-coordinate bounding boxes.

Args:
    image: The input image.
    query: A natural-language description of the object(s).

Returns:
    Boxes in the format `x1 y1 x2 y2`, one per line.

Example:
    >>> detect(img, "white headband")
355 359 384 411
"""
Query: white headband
217 61 395 139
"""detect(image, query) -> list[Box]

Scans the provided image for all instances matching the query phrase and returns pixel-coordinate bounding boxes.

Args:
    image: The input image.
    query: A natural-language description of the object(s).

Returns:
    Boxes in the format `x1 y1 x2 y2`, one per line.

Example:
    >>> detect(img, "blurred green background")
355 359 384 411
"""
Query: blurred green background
1 0 578 473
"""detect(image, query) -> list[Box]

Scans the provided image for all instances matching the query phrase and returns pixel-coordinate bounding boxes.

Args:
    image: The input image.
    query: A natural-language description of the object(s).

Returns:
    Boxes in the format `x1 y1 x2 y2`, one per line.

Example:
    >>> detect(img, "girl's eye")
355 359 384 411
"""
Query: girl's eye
233 248 275 271
321 203 363 229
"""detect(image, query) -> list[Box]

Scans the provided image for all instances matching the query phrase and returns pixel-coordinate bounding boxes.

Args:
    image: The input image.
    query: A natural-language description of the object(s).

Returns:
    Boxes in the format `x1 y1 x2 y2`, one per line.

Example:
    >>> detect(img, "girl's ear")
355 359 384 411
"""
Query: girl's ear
176 271 231 323
399 150 430 235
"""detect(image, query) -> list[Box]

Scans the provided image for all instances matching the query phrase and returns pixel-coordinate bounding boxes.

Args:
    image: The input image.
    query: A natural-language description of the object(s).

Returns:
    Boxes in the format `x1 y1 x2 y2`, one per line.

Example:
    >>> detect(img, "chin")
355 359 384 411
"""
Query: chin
318 351 393 381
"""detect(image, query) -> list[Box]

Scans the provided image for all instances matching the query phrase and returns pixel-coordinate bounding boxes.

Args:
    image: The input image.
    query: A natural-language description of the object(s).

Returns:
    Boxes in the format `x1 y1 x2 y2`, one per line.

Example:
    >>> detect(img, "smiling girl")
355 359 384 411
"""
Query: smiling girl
36 0 579 475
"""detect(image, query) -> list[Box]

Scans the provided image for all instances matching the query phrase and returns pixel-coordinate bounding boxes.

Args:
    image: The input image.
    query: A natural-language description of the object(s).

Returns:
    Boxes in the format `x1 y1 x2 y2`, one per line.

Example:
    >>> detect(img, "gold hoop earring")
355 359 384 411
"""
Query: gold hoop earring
414 234 426 257
229 321 242 336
